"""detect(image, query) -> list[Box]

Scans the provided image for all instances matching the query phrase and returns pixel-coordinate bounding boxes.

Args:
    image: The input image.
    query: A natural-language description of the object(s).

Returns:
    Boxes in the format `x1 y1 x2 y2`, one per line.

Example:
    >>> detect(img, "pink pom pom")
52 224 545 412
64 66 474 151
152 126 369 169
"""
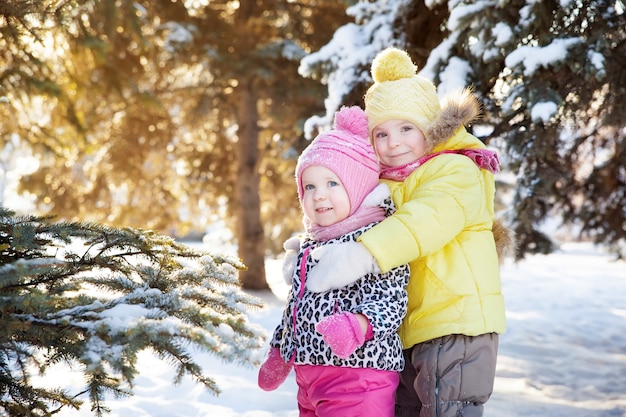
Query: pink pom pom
333 106 369 139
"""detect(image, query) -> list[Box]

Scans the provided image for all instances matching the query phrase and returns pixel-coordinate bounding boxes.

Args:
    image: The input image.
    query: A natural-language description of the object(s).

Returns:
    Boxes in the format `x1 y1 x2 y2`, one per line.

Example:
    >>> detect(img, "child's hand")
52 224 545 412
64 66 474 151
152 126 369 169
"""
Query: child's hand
257 347 293 391
316 312 366 358
306 241 379 292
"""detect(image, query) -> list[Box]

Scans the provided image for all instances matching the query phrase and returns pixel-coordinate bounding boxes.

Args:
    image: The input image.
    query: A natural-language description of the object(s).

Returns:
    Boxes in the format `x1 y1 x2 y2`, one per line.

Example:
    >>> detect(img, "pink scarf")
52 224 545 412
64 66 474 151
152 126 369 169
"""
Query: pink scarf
305 205 386 242
380 149 500 181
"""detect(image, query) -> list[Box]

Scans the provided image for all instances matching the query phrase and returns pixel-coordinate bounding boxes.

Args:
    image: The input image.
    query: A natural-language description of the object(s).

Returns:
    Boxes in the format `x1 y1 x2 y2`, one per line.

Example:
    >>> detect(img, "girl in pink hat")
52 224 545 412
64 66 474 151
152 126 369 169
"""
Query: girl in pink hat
257 105 410 417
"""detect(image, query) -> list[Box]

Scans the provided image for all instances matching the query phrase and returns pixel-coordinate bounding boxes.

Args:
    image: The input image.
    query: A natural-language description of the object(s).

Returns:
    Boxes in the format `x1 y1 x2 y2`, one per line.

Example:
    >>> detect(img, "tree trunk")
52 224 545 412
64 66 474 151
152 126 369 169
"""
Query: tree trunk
235 77 269 290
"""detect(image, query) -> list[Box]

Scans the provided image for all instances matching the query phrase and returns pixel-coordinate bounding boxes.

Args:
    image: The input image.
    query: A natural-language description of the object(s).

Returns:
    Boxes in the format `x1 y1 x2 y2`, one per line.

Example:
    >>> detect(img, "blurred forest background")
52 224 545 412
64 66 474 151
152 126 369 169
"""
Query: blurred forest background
1 0 625 291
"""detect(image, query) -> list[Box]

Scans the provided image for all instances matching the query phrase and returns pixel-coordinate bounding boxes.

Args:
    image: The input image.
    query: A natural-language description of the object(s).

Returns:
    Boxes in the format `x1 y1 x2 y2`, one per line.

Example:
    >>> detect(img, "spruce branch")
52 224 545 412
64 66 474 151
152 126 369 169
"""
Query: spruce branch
0 206 265 416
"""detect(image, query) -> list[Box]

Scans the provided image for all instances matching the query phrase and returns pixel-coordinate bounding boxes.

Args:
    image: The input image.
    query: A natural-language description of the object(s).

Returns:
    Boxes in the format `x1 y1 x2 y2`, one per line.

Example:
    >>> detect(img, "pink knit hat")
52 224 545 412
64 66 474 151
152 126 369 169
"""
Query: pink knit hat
295 106 379 216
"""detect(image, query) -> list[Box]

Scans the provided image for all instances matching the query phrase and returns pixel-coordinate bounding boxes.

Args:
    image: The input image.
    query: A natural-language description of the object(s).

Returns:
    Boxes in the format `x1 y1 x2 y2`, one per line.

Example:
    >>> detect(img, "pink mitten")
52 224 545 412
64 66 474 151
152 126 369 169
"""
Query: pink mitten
315 312 365 359
258 347 293 391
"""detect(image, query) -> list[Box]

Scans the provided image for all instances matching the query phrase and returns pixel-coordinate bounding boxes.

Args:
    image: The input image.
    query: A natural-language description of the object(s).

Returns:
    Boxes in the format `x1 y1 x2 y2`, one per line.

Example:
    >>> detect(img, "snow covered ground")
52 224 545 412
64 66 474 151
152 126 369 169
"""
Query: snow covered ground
41 242 626 416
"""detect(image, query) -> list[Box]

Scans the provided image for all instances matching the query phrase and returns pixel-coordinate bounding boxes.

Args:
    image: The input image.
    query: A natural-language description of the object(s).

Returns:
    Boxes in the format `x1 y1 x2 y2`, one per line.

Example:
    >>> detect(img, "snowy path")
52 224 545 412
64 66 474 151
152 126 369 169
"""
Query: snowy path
488 244 626 417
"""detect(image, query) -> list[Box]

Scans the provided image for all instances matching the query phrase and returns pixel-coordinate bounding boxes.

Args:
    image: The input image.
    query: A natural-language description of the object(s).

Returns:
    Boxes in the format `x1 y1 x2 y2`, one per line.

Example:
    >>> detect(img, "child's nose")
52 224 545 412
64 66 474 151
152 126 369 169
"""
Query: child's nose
314 189 327 200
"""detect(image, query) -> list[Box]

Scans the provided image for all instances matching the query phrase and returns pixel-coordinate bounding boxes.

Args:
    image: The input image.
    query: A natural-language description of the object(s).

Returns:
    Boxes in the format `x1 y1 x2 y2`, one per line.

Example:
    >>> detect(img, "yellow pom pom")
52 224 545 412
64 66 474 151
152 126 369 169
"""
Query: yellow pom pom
371 48 417 83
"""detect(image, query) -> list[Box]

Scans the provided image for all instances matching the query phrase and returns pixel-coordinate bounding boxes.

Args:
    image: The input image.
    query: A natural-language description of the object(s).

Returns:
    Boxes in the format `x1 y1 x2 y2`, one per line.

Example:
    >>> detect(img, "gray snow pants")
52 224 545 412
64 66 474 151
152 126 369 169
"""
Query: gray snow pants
395 333 498 417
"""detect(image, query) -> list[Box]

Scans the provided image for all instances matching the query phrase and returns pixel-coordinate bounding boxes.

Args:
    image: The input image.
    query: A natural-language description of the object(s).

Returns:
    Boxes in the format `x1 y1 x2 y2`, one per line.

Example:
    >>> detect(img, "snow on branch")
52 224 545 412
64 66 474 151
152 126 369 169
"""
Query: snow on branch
0 205 265 416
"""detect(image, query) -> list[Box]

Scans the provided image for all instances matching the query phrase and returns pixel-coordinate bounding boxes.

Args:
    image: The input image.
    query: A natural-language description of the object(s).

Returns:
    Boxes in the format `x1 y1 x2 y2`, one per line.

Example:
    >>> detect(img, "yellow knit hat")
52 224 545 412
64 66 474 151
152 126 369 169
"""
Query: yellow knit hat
364 48 441 139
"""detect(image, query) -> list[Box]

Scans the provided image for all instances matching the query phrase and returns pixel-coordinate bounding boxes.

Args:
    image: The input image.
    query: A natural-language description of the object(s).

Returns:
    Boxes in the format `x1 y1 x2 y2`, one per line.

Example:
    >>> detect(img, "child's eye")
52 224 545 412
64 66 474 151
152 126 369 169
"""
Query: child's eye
401 125 413 132
374 131 387 139
304 184 315 191
328 180 339 187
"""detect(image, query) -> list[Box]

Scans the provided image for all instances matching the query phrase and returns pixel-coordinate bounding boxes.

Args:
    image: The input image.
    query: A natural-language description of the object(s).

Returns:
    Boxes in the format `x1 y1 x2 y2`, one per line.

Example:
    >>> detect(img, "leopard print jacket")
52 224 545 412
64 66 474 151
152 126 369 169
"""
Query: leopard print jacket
270 221 410 371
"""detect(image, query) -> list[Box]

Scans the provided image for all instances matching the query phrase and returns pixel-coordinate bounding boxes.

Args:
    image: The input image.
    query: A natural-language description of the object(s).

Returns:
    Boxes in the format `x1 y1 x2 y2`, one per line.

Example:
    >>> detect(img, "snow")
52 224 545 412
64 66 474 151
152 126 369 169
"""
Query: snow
36 242 626 417
448 2 488 31
505 37 583 77
438 56 472 96
0 135 38 211
588 50 606 78
492 22 513 47
531 101 558 123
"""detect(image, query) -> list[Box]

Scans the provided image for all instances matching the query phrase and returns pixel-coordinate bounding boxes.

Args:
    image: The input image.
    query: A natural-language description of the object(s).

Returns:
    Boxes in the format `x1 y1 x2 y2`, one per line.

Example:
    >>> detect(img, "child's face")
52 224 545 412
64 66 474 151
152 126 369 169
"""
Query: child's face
301 165 351 226
372 119 427 167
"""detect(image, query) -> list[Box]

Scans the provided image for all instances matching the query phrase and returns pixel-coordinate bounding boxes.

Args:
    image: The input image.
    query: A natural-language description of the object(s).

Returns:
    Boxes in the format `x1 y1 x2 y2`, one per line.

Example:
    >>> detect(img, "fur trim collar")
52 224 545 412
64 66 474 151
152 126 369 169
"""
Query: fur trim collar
424 88 481 154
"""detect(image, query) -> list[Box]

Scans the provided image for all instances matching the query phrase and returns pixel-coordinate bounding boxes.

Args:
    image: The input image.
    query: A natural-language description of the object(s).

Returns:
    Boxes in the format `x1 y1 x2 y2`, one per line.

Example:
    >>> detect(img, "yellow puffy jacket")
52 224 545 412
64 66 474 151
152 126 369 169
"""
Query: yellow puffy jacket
359 124 506 349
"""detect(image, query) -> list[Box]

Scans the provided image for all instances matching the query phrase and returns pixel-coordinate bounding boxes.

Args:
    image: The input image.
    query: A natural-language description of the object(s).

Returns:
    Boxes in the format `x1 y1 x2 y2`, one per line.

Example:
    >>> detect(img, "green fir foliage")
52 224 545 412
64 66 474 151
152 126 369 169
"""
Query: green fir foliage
302 0 625 259
414 0 626 258
0 206 264 416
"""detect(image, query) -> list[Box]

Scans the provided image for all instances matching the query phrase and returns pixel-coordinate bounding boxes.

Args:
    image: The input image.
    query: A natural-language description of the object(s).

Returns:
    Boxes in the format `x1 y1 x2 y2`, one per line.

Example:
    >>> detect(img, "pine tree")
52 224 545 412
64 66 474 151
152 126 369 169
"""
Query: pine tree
417 0 626 258
301 0 626 259
0 206 264 416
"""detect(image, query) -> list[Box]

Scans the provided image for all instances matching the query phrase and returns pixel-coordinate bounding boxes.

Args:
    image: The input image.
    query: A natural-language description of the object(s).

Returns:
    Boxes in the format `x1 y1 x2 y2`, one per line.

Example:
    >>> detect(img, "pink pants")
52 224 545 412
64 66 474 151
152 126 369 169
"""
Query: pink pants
295 365 399 417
